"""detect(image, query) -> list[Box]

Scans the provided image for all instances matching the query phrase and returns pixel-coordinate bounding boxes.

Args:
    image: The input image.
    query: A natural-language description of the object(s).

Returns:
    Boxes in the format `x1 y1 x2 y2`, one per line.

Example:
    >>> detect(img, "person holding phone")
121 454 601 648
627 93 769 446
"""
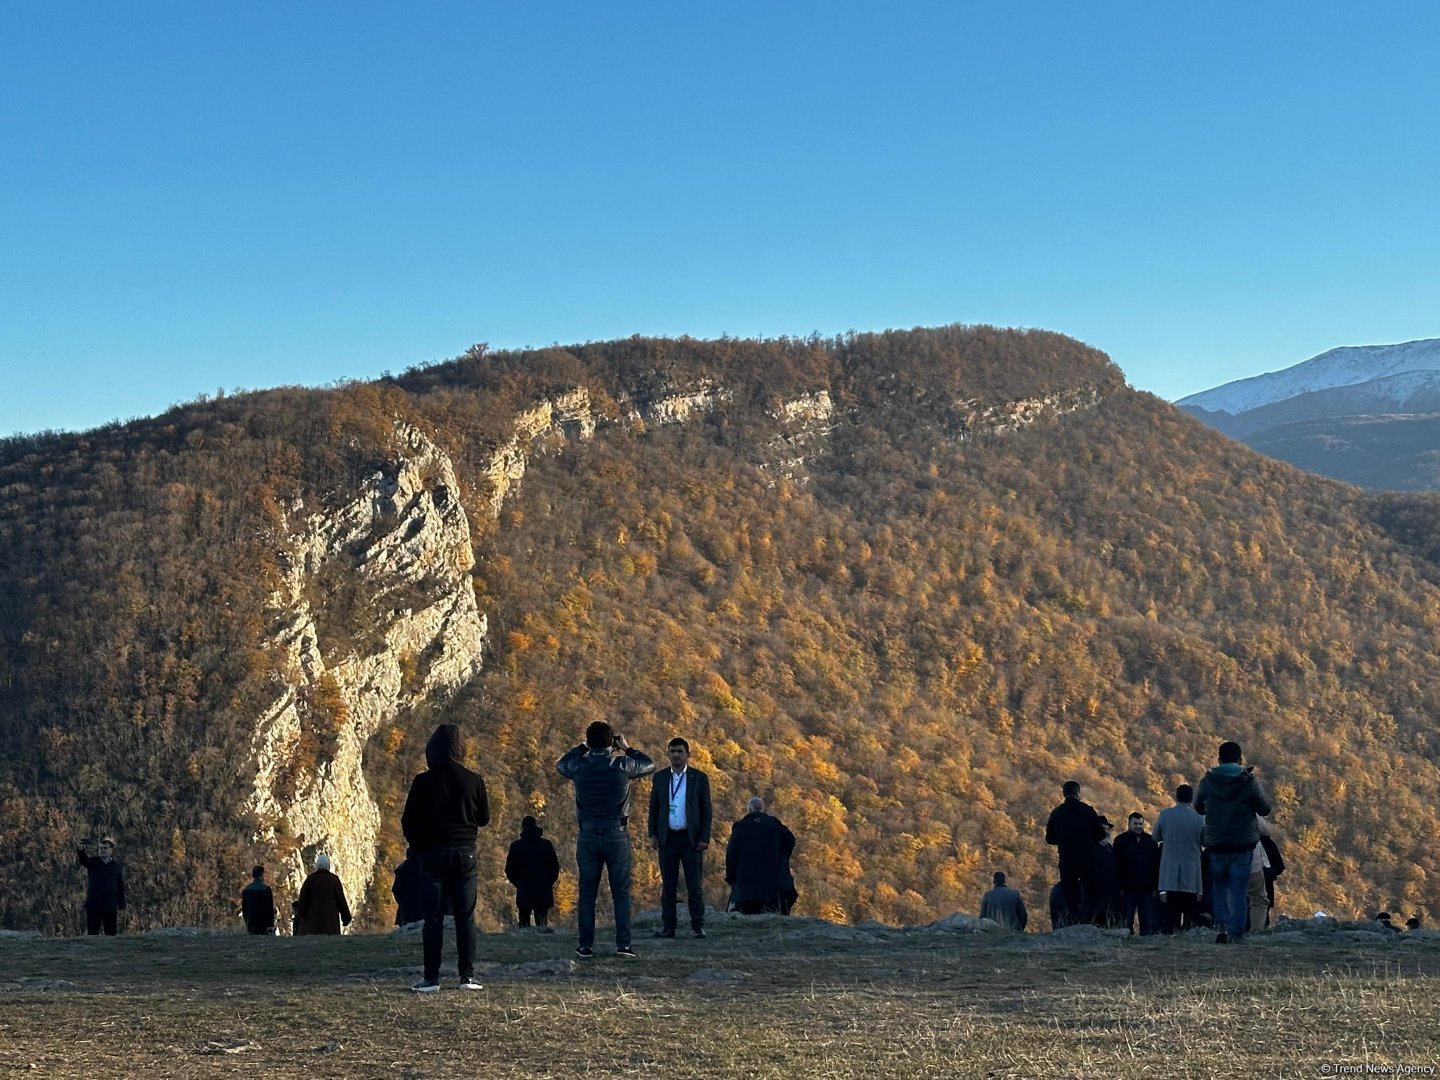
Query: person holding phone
76 836 126 935
556 719 655 959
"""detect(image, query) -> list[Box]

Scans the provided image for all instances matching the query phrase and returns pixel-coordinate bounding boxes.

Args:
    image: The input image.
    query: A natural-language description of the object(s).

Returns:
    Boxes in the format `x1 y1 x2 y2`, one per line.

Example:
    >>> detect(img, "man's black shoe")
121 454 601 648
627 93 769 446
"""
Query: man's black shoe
575 945 594 958
1214 932 1228 944
615 946 638 959
692 928 706 939
653 929 676 938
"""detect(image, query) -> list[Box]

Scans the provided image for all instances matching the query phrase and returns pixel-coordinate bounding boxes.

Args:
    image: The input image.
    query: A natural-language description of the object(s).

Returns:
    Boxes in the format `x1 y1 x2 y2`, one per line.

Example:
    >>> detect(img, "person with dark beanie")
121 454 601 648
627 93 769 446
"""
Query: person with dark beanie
980 871 1029 931
505 816 560 928
402 724 490 991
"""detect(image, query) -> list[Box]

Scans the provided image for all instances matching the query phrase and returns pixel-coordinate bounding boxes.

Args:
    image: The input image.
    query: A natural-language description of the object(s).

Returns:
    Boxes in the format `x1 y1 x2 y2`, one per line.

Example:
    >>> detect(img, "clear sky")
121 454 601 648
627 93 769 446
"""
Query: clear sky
3 2 1438 437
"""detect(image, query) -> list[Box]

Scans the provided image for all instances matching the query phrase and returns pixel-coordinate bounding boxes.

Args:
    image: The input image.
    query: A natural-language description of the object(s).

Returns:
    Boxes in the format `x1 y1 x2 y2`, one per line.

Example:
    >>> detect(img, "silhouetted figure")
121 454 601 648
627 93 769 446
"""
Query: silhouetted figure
1092 817 1120 927
725 796 797 914
505 816 560 928
1045 780 1104 924
1049 882 1076 930
1406 916 1422 931
402 723 491 991
241 864 277 935
1376 911 1400 933
76 837 126 936
1260 830 1285 921
391 850 424 927
1113 812 1160 936
294 853 351 936
979 871 1028 931
1154 785 1204 933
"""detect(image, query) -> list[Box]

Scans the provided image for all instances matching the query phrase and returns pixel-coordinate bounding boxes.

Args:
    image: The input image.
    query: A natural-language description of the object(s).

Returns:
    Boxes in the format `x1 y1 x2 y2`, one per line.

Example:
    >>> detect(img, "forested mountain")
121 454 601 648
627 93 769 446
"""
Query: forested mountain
4 325 1440 935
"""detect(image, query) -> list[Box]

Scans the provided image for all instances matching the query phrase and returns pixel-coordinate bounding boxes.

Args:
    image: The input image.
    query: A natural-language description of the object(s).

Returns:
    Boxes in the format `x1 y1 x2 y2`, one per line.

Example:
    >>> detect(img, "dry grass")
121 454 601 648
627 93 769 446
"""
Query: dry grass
3 917 1439 1079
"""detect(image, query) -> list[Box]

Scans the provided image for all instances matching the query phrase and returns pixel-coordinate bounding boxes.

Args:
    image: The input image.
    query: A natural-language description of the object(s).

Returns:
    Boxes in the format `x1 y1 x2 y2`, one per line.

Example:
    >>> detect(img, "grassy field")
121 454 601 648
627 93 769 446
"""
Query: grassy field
2 915 1438 1079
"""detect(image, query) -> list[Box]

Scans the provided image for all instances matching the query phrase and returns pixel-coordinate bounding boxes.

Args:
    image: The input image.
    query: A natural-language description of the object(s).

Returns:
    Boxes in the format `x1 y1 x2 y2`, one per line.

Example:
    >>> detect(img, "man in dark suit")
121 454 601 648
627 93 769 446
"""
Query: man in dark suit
647 737 713 939
76 837 126 935
1045 780 1104 924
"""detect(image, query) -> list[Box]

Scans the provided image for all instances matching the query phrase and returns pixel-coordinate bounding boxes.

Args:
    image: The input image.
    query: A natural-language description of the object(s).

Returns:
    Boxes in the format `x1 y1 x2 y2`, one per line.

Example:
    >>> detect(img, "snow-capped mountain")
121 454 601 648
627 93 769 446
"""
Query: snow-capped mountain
1178 338 1440 416
1178 337 1440 492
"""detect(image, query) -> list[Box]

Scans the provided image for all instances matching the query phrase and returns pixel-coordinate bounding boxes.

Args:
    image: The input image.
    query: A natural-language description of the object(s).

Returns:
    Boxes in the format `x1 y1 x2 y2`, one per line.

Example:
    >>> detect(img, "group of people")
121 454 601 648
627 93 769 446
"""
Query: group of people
240 854 353 936
396 721 798 991
979 738 1423 943
1037 740 1279 942
82 732 1421 965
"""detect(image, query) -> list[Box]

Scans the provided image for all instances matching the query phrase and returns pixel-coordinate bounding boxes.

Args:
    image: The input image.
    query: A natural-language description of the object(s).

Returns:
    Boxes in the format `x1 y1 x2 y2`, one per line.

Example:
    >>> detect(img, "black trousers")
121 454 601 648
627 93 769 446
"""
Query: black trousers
86 909 118 935
517 904 549 927
658 831 705 932
418 847 478 982
1162 891 1200 933
1058 857 1098 924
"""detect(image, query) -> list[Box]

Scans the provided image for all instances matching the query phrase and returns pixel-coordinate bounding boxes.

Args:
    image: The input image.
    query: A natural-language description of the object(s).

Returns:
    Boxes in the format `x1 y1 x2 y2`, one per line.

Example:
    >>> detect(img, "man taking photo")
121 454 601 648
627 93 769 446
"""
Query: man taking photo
557 720 655 958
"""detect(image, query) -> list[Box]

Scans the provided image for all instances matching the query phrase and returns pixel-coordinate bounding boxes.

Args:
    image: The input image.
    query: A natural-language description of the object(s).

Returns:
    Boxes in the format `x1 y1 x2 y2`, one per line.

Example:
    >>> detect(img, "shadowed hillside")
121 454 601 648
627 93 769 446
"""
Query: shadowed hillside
3 325 1440 934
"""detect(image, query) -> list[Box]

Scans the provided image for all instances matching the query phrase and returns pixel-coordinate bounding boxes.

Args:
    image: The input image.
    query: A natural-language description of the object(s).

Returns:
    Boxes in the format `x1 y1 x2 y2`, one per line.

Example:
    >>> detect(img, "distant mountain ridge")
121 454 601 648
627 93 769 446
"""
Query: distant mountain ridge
1179 338 1440 416
1179 337 1440 490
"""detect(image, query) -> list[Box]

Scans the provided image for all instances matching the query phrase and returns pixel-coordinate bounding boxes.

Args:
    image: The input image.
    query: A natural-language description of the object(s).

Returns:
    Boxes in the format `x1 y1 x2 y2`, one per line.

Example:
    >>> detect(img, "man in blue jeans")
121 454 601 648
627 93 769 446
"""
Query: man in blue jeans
1195 740 1273 944
557 720 656 958
402 724 490 991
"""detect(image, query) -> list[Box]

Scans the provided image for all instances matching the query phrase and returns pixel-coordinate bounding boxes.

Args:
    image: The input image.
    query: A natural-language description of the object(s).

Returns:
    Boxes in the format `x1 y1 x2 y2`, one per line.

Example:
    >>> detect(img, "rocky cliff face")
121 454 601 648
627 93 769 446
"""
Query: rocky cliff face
247 423 486 910
245 381 741 914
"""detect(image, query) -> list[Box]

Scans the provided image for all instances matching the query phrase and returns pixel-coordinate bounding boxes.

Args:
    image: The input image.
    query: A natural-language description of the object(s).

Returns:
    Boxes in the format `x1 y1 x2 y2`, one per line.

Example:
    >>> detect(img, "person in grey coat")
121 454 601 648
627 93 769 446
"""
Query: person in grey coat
1153 784 1205 933
979 871 1028 931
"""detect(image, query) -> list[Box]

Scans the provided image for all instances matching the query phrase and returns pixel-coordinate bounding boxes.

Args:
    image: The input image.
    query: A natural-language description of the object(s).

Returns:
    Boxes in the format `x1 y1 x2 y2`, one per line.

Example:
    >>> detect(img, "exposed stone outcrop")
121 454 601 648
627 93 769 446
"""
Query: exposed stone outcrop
956 385 1104 440
480 382 732 517
762 390 836 484
759 384 1107 483
248 424 486 911
631 381 731 426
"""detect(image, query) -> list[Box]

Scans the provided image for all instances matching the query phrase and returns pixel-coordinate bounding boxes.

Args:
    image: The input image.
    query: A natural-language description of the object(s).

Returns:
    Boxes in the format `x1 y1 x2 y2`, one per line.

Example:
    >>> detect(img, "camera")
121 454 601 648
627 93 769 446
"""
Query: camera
612 735 623 748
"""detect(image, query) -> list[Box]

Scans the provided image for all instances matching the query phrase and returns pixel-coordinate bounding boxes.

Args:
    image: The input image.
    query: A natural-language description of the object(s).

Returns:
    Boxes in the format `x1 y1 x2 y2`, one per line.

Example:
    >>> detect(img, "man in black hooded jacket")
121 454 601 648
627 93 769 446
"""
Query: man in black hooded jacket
401 724 490 992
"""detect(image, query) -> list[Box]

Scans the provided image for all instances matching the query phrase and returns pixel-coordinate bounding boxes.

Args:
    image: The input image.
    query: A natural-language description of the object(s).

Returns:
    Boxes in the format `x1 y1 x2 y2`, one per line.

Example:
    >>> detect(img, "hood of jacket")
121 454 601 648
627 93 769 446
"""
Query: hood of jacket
425 724 463 770
1203 764 1253 793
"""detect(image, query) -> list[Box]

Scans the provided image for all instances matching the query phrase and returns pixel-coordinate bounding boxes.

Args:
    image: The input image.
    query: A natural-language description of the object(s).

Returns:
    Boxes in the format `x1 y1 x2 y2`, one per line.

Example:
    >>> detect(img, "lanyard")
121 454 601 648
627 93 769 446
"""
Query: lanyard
670 771 684 801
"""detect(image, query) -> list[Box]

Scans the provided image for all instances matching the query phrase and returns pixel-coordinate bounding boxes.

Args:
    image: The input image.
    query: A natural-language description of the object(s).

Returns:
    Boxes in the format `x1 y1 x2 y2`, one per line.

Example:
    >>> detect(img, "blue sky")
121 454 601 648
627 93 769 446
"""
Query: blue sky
3 2 1437 437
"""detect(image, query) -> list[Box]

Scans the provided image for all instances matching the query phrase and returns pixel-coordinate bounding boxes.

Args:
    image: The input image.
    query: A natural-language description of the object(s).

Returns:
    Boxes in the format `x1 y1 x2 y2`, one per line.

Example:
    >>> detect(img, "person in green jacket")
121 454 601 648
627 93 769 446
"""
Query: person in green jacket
1195 741 1273 944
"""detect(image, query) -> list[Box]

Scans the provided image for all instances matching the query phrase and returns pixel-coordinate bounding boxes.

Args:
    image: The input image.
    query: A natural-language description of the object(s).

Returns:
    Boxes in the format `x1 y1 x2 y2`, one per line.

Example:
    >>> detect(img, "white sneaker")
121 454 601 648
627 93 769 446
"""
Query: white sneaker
411 980 441 993
458 977 484 991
